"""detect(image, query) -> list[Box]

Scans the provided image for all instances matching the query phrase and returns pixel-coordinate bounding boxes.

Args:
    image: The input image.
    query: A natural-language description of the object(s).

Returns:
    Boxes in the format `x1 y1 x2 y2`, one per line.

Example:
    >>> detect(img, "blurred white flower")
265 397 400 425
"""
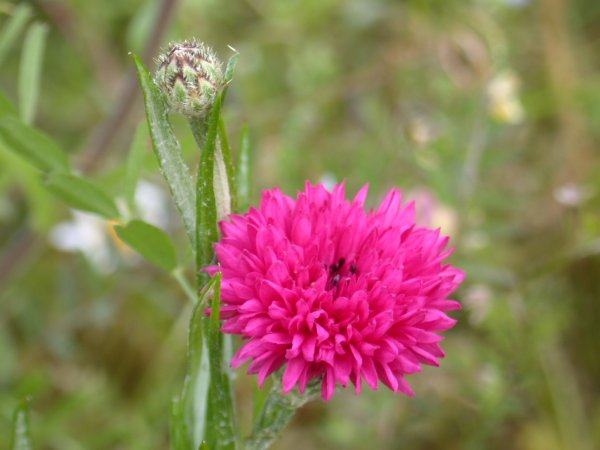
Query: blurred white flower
49 211 119 274
553 183 593 207
486 71 525 124
134 180 171 229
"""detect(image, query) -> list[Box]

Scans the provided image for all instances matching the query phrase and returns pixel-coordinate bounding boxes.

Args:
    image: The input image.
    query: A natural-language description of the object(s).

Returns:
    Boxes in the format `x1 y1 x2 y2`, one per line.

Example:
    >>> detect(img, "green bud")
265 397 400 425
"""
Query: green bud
155 40 224 117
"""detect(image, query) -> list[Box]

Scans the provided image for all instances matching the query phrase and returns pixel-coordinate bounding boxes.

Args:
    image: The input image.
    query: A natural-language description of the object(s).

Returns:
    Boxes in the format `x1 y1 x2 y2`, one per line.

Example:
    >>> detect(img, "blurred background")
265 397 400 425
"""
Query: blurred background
1 0 600 448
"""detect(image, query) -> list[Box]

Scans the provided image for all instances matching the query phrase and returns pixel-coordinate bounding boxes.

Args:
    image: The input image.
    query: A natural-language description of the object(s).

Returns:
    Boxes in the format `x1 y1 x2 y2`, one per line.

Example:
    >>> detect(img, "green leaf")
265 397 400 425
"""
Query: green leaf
45 174 119 219
0 90 17 117
124 122 148 209
114 220 177 271
204 274 237 450
180 275 220 449
196 93 222 286
218 117 237 212
170 395 191 450
11 400 33 450
0 4 32 67
236 125 252 213
133 54 197 249
0 116 70 173
199 442 210 450
223 51 239 86
19 22 48 124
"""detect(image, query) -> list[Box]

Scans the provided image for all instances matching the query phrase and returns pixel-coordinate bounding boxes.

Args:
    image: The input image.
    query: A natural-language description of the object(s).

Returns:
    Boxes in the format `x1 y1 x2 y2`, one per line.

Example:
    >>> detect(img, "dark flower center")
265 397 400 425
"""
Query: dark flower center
326 257 357 291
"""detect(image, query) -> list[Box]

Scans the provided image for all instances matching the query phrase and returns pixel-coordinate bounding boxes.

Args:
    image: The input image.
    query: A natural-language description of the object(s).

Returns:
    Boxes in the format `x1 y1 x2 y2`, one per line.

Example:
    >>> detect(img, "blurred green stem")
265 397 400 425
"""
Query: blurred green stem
245 381 320 450
172 267 197 304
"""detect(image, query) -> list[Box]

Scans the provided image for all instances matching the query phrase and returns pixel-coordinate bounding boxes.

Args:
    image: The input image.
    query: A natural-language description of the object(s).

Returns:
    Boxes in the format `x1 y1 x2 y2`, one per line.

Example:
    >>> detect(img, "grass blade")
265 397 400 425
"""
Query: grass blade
19 22 48 124
11 400 33 450
0 4 32 67
133 54 197 249
236 125 252 213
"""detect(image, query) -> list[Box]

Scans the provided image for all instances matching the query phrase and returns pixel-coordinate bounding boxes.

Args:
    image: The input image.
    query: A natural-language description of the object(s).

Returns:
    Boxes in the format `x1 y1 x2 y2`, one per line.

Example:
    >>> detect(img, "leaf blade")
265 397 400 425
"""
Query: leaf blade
133 54 197 248
0 116 70 173
236 125 252 213
0 4 32 67
44 173 119 219
11 400 33 450
114 220 177 271
19 22 48 124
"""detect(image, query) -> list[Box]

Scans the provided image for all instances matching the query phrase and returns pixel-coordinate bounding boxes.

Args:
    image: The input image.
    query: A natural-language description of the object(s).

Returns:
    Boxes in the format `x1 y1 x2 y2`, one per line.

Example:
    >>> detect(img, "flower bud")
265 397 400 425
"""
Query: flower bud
155 40 223 117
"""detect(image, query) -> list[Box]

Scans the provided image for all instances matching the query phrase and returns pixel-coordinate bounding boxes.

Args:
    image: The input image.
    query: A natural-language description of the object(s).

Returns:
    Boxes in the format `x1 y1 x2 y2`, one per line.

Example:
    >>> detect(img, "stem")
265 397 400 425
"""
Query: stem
245 381 320 450
172 267 197 304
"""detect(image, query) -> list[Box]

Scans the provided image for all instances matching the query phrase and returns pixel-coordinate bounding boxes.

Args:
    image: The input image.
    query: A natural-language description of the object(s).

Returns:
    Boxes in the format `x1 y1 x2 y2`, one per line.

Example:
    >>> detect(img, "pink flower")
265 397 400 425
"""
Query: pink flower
213 182 464 400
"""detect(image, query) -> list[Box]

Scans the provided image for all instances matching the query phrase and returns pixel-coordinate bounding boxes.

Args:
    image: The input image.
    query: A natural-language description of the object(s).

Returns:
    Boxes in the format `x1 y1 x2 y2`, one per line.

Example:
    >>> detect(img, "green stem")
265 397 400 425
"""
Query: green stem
172 267 197 304
245 381 320 450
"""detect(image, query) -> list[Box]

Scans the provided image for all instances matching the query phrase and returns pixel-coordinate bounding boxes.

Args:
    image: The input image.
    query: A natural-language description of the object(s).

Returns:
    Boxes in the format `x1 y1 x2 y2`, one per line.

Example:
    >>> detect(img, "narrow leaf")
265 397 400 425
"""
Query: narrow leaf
236 125 252 213
218 117 236 212
0 4 32 66
124 122 148 209
170 395 191 450
204 274 237 450
180 275 220 448
45 174 119 219
11 400 33 450
19 22 48 124
0 90 18 117
114 220 177 271
0 116 69 173
196 94 222 286
223 51 239 86
133 54 196 248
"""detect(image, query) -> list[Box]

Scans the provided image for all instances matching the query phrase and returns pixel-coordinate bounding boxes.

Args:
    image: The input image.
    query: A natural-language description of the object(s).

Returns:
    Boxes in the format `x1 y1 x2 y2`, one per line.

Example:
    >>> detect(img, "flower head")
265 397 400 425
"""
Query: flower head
213 182 464 400
155 39 223 117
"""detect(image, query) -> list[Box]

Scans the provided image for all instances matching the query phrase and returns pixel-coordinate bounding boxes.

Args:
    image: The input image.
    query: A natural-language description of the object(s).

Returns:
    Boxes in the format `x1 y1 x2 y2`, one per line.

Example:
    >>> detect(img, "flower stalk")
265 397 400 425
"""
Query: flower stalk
245 381 321 450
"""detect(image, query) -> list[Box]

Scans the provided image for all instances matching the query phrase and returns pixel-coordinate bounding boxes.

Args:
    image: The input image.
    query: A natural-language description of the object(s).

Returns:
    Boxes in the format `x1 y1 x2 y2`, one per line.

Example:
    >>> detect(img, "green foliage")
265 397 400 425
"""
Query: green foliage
11 401 32 450
44 174 119 219
18 22 48 125
0 4 32 66
195 93 222 285
114 220 177 272
0 116 69 173
204 274 237 450
133 55 197 249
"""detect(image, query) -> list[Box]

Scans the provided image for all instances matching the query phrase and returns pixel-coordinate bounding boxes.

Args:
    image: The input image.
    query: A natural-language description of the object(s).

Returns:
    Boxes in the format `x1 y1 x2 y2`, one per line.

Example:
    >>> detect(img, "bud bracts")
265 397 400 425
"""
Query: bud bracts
155 40 223 117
